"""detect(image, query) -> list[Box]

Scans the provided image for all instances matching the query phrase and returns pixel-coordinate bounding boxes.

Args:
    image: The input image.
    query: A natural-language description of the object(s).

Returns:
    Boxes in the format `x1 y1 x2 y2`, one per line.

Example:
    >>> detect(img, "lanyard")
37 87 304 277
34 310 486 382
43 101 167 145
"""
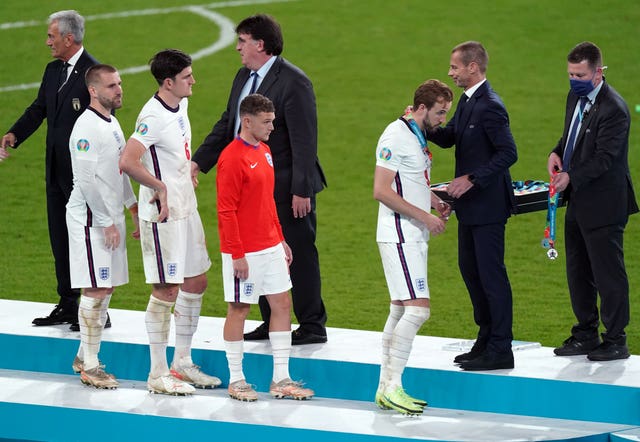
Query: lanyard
403 114 433 185
404 114 432 160
542 172 559 260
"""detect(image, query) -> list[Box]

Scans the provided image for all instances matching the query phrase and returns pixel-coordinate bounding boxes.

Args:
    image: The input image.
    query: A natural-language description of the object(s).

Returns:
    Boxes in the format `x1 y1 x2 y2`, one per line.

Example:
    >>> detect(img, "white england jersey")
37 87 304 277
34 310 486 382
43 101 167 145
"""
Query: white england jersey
67 107 136 227
130 94 196 222
375 118 431 243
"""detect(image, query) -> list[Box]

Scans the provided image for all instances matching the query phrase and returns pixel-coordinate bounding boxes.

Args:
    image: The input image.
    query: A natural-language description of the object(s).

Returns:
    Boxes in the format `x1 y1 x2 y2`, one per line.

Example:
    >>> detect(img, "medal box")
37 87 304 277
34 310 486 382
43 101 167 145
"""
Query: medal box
431 180 553 214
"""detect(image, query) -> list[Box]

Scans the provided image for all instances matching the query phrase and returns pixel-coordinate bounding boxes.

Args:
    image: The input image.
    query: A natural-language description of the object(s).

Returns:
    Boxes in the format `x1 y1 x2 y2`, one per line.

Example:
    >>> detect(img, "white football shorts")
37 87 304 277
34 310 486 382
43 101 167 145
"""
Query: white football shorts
222 243 292 304
67 216 129 289
378 241 430 301
140 211 211 284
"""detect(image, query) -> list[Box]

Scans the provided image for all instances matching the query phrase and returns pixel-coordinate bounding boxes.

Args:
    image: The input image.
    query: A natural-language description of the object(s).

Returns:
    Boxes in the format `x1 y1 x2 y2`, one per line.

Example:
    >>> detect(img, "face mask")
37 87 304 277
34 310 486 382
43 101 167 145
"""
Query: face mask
569 77 595 97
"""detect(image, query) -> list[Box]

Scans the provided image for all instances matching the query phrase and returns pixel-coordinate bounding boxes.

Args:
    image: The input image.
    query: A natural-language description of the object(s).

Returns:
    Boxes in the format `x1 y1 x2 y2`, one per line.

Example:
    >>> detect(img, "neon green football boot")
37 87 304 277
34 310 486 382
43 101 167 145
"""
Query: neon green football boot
382 386 424 415
375 389 392 409
402 388 427 407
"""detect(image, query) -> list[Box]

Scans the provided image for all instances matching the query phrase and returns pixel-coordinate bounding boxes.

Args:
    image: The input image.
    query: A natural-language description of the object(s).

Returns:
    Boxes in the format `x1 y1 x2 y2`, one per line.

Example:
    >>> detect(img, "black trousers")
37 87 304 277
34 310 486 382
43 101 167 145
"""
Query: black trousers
46 158 80 306
565 215 629 343
257 197 327 335
458 221 513 354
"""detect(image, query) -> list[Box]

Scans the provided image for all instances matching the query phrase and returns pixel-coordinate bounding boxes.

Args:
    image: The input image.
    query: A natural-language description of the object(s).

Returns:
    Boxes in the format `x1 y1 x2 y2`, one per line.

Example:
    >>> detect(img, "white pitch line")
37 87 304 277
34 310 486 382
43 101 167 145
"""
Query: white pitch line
115 7 237 76
0 0 295 30
0 0 296 92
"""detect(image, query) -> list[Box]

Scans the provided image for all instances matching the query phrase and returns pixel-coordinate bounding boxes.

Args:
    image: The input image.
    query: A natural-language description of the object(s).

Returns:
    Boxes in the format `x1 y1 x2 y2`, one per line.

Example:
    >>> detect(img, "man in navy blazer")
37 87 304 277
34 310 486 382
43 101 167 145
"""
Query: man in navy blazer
548 42 638 361
192 14 328 345
1 10 100 329
428 41 518 370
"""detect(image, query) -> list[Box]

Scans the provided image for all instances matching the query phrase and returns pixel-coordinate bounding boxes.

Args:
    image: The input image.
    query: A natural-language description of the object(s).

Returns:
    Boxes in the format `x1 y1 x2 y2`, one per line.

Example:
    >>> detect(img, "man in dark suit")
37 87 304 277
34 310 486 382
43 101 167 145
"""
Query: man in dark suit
0 10 107 331
192 14 328 345
428 41 518 371
548 42 638 361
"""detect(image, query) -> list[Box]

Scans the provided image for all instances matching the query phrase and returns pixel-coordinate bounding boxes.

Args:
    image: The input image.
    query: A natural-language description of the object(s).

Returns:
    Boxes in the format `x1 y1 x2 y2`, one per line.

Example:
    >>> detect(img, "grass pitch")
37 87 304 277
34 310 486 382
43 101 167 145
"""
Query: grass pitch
0 0 639 351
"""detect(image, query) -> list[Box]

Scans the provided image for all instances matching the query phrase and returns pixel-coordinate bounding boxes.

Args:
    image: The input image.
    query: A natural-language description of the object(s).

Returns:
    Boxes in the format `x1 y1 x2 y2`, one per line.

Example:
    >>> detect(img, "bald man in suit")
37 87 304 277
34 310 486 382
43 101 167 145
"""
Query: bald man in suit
428 41 518 371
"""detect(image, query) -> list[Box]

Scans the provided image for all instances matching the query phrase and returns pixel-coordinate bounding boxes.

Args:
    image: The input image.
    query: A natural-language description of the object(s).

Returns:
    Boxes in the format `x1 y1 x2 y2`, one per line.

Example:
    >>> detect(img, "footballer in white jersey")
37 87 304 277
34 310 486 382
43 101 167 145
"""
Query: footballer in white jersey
129 94 196 222
67 106 137 289
372 80 452 415
68 108 136 227
119 50 219 395
66 64 137 389
375 118 432 244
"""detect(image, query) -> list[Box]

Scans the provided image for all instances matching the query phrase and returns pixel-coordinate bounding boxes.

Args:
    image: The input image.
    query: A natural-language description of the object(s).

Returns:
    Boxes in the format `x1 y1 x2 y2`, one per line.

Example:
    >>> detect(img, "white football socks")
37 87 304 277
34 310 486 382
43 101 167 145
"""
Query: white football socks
270 331 292 383
172 290 203 367
145 295 173 377
78 294 111 371
387 306 430 388
378 303 404 389
224 340 245 384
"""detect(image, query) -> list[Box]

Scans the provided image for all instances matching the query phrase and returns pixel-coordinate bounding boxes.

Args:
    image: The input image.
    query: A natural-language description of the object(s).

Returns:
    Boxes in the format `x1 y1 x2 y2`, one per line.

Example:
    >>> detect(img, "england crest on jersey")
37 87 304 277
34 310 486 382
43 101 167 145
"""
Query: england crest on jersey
99 267 110 281
265 153 273 167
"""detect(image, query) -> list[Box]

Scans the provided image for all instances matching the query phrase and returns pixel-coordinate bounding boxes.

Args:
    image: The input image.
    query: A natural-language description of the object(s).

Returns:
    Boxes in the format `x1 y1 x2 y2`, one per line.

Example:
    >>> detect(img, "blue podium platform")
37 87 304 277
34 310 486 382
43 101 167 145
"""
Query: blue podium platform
1 299 639 442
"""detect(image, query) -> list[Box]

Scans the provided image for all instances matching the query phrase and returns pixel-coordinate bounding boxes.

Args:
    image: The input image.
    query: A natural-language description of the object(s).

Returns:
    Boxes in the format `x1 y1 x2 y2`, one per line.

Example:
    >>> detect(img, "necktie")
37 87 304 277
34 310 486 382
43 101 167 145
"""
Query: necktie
58 62 70 92
459 93 469 109
562 96 589 170
455 93 469 129
249 72 258 94
235 72 260 134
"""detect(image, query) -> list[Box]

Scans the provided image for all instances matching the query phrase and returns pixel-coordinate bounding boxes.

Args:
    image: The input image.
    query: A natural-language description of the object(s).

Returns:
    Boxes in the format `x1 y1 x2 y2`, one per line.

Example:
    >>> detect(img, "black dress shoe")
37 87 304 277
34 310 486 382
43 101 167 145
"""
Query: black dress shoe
69 312 112 332
587 341 630 361
459 351 514 371
244 322 269 340
32 304 77 326
453 343 486 364
292 328 327 345
553 336 600 356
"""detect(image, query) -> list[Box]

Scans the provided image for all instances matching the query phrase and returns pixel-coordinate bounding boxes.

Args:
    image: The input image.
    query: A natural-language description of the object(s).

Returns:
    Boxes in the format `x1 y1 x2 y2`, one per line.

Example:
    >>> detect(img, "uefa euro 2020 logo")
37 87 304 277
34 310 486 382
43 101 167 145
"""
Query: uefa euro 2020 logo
136 122 149 136
76 139 90 152
379 147 392 161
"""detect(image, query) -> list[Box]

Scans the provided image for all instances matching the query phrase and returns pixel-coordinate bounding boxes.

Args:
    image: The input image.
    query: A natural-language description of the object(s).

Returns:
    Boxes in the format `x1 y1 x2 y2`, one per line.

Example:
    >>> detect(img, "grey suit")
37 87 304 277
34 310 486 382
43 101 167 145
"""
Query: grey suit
194 56 327 335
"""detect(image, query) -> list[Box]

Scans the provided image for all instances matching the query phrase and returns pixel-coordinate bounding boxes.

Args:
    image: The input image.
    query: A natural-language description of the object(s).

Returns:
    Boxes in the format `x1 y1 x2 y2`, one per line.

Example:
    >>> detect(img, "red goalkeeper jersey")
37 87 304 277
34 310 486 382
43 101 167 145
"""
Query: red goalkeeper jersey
217 137 284 259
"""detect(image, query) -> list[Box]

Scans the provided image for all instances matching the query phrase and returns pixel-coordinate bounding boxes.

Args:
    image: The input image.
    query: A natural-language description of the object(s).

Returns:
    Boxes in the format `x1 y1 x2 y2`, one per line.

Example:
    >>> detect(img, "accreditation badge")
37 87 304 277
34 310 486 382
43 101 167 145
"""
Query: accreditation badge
72 98 81 111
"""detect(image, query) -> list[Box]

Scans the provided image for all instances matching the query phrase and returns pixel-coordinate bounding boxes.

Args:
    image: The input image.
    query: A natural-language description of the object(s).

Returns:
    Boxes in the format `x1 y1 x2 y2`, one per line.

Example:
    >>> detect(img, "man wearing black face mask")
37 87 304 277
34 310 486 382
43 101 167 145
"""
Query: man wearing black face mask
548 41 638 361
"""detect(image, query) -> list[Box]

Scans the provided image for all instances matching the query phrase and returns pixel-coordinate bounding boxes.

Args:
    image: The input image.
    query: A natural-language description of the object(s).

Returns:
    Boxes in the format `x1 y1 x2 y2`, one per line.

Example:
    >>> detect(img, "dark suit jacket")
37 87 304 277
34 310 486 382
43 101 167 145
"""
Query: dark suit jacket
9 50 98 192
193 56 326 203
552 81 638 228
428 80 517 225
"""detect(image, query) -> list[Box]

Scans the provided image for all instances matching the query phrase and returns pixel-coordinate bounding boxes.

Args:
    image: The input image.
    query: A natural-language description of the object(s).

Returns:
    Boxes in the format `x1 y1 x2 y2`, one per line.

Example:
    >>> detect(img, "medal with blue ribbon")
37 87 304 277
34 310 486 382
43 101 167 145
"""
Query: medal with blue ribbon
403 113 432 184
541 172 559 260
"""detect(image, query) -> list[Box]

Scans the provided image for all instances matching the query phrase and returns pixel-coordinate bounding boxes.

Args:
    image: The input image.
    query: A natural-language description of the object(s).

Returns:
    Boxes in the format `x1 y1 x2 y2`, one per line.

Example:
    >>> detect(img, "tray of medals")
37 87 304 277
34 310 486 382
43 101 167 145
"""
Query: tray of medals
431 180 555 214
